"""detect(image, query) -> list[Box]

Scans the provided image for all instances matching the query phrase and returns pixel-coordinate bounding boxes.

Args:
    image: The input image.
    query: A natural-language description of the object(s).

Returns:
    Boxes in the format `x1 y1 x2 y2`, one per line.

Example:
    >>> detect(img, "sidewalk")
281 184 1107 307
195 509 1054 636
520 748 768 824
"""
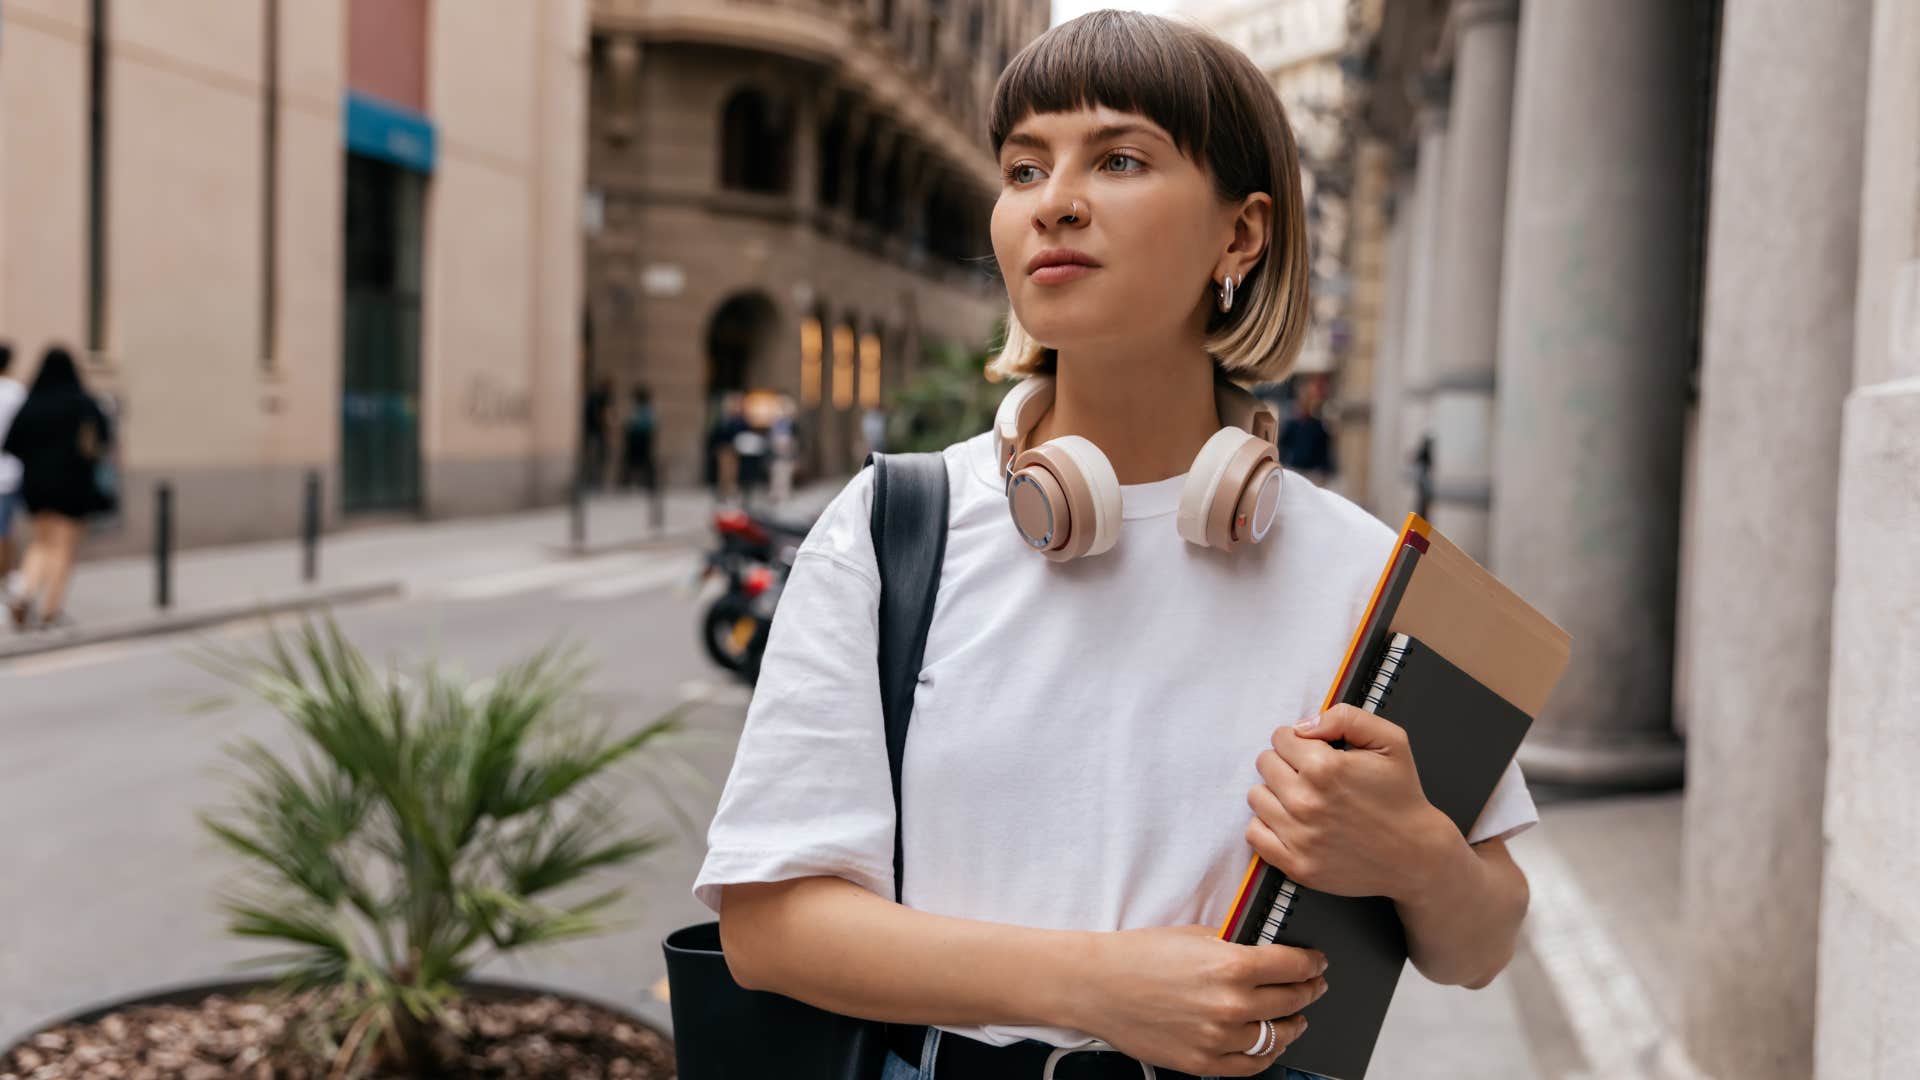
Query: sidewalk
0 481 847 661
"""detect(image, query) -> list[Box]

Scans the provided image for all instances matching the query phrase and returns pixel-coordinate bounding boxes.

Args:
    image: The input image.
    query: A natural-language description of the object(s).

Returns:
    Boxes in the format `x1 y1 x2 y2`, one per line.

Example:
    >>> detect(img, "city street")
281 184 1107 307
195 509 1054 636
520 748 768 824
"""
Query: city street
0 520 1691 1077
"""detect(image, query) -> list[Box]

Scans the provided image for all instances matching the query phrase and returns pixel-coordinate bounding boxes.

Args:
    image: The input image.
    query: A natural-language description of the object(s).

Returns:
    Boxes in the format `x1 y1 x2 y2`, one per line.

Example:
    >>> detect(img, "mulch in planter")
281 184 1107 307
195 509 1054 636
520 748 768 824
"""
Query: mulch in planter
2 988 677 1079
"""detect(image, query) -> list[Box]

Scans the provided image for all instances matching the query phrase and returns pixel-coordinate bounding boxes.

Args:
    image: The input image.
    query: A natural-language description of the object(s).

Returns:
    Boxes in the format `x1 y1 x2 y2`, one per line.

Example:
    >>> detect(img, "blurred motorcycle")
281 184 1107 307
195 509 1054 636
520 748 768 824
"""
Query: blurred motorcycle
696 506 813 683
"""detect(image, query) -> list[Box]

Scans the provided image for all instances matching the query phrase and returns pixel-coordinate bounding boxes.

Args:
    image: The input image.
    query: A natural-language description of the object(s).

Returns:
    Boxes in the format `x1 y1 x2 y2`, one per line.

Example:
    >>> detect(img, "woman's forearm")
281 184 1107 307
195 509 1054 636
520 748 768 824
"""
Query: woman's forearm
719 876 1098 1029
1395 832 1529 989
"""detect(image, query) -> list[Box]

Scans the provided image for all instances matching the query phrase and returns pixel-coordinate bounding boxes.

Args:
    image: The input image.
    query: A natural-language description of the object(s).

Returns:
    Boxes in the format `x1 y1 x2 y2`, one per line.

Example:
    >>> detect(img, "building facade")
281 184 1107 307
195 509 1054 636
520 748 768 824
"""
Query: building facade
585 0 1048 487
0 0 587 552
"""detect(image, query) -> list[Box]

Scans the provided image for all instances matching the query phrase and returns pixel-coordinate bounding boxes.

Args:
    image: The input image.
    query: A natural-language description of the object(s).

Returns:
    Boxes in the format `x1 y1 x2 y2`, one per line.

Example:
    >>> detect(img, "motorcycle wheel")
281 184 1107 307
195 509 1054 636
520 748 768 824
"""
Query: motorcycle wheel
702 594 758 674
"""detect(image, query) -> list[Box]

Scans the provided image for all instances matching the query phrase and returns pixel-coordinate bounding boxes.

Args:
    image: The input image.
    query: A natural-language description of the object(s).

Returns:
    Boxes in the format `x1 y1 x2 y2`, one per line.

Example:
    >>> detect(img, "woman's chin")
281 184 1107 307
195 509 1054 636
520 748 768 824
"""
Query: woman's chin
1013 315 1120 356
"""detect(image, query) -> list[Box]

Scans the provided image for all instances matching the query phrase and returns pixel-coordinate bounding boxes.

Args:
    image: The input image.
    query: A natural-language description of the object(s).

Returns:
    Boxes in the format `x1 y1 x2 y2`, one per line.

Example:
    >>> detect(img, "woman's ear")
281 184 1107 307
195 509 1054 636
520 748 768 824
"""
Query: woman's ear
1217 192 1274 285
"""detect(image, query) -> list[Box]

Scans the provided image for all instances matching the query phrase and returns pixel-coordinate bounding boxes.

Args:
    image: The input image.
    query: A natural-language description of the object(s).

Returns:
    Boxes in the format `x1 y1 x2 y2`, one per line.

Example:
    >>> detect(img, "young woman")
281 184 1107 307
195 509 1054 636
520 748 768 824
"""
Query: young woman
694 12 1535 1078
3 347 115 631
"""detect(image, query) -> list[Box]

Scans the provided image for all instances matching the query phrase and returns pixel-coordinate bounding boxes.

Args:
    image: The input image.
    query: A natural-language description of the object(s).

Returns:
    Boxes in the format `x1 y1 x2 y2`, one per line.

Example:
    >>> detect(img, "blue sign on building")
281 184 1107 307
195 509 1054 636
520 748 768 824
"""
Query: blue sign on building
344 91 437 174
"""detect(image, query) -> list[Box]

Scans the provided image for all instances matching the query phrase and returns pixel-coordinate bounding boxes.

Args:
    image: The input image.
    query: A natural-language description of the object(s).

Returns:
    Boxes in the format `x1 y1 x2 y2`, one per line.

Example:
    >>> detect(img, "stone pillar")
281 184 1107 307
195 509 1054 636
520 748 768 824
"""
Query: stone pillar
1394 69 1451 519
1815 1 1920 1076
1679 1 1871 1075
1367 166 1416 521
1490 0 1696 786
1426 0 1519 561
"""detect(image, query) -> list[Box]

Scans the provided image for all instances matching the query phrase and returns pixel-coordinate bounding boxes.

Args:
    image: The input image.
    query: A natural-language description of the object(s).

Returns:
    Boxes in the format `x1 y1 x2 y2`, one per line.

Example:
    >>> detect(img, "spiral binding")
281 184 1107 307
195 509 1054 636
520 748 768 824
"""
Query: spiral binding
1251 633 1415 946
1361 633 1412 715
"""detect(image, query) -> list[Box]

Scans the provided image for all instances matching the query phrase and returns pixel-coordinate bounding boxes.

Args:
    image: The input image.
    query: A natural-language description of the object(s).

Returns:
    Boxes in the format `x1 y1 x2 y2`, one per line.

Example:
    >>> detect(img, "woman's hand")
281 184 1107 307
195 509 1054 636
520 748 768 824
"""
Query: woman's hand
1064 923 1328 1076
1246 704 1454 901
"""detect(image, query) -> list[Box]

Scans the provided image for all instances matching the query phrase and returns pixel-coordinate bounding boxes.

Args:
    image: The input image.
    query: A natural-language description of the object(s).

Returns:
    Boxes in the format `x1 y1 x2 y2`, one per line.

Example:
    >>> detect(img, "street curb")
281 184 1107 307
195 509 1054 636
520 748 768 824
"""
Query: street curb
0 581 405 662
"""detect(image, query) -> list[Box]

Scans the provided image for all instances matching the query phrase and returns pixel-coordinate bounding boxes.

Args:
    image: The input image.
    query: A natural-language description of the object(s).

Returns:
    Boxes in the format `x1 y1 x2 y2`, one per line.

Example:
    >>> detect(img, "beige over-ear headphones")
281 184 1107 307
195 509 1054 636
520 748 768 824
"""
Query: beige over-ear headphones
993 373 1283 561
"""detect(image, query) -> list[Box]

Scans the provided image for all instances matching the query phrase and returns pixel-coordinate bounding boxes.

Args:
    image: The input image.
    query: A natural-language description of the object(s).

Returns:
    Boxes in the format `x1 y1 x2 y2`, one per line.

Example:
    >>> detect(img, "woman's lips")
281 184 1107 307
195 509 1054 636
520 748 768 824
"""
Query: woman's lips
1030 263 1097 285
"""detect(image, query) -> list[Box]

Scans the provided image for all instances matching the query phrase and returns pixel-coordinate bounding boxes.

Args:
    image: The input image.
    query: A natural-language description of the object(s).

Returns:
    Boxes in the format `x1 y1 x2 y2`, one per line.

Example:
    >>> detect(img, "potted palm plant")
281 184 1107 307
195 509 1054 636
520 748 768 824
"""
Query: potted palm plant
3 619 684 1079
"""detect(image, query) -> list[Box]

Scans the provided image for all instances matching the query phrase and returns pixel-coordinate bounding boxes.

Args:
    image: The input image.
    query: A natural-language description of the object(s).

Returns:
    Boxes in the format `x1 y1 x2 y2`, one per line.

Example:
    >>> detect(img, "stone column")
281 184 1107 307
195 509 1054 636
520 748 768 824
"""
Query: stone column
1367 166 1416 521
1678 1 1871 1075
1490 0 1696 786
1815 1 1920 1076
1394 69 1451 519
1426 0 1519 561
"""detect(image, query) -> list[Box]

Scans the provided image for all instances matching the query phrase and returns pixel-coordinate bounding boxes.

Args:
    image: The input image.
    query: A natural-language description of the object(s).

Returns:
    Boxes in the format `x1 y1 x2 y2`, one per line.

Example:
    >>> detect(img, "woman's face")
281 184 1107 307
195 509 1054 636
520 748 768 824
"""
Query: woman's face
991 105 1239 356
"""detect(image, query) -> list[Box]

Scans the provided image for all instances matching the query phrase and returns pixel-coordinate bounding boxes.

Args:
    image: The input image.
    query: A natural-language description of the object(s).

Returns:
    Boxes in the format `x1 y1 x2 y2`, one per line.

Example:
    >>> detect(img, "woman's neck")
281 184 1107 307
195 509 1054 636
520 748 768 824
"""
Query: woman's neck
1027 339 1222 485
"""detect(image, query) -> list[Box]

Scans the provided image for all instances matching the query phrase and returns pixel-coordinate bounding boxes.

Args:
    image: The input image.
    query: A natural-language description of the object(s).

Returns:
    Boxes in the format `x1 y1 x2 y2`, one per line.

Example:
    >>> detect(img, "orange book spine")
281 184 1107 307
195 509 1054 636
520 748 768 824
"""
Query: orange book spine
1216 514 1430 941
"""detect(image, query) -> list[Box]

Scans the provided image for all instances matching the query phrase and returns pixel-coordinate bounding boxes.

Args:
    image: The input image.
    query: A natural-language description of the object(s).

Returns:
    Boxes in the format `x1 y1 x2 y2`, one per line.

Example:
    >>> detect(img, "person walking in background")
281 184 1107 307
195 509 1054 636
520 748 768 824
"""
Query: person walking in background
581 377 614 490
0 342 26 590
769 397 798 504
709 393 748 502
860 404 888 458
3 347 116 631
621 385 657 492
1277 371 1335 486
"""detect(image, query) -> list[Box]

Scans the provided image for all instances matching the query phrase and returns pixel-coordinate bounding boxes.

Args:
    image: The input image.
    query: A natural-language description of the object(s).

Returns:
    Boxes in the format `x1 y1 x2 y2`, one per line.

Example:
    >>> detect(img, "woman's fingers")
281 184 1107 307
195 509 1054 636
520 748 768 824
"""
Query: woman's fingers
1211 1013 1310 1074
1245 975 1328 1020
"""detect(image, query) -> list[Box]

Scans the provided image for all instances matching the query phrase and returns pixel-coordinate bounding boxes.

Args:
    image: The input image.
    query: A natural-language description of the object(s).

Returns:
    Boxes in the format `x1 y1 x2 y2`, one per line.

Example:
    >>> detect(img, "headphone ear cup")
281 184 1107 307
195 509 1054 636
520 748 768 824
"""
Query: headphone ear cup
1177 428 1280 550
1046 436 1122 558
1010 436 1121 561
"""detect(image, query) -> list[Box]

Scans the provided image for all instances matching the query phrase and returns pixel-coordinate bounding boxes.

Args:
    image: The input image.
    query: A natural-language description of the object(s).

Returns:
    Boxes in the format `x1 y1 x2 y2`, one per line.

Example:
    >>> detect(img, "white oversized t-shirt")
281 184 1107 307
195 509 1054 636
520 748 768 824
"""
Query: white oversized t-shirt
693 430 1538 1050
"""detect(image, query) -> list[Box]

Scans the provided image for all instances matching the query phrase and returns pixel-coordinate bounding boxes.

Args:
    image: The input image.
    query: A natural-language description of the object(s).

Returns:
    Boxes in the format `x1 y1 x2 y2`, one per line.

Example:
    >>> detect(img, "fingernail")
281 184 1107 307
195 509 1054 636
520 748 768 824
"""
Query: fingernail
1296 716 1320 732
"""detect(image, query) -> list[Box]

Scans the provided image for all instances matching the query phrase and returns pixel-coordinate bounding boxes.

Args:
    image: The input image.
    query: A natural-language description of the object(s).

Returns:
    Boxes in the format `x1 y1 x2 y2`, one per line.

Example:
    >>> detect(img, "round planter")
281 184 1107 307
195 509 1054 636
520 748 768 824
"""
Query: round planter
3 975 675 1078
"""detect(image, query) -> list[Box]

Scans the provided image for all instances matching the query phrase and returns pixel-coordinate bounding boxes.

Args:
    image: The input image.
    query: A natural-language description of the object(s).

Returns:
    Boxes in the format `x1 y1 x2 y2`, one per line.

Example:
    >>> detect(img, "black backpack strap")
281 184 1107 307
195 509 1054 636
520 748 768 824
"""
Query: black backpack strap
866 452 950 905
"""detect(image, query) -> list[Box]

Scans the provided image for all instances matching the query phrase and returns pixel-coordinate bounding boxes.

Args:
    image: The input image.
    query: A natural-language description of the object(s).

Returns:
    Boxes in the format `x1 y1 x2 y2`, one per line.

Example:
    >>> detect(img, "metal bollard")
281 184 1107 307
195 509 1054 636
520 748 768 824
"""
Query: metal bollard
154 482 173 610
301 471 321 583
569 469 587 551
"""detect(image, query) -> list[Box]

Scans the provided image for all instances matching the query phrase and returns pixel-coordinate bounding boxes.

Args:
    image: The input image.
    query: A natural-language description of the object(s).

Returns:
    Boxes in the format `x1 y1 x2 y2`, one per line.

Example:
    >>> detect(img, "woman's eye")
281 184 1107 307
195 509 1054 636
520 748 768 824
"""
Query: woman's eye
1104 153 1144 174
1006 164 1042 184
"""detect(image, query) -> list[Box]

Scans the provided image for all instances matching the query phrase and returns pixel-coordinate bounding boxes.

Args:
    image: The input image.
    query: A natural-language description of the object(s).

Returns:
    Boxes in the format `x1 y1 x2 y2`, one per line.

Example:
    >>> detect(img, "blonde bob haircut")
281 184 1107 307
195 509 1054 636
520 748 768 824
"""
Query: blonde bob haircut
986 10 1311 384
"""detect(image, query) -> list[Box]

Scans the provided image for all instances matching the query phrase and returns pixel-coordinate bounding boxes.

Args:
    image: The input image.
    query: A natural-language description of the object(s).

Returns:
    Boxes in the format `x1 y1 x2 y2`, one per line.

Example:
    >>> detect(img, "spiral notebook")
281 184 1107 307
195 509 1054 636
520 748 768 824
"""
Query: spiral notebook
1216 515 1571 1080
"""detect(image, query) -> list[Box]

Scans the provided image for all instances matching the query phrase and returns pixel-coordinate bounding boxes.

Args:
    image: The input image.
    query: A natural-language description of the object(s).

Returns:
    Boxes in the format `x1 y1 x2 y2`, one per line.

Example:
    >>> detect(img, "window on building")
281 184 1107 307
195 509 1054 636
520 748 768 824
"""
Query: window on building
800 316 824 407
87 0 110 353
858 331 883 409
720 89 792 194
817 113 845 208
832 323 856 410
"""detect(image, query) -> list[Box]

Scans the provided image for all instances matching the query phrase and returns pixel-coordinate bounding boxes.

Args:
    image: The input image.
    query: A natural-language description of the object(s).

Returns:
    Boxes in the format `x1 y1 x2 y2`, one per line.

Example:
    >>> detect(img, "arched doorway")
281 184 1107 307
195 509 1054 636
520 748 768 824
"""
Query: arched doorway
705 291 782 490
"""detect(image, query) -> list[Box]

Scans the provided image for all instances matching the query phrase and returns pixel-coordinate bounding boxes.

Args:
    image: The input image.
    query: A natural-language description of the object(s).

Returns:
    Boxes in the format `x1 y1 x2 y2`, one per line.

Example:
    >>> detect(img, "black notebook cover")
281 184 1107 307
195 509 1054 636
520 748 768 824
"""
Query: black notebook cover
1271 633 1533 1080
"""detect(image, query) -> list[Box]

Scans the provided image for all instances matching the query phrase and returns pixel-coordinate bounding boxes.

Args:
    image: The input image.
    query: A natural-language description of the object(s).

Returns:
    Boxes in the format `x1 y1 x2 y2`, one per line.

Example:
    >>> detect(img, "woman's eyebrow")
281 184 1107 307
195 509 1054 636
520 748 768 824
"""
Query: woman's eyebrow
1001 122 1171 154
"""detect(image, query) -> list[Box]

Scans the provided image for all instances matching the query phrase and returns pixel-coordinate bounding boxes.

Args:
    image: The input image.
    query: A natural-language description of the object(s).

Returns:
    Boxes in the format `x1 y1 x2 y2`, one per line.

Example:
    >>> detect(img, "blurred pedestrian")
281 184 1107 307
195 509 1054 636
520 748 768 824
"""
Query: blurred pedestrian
582 377 613 489
0 341 24 588
3 347 116 631
621 385 657 492
861 405 888 458
1410 433 1434 520
709 393 748 502
1277 372 1334 485
769 399 798 504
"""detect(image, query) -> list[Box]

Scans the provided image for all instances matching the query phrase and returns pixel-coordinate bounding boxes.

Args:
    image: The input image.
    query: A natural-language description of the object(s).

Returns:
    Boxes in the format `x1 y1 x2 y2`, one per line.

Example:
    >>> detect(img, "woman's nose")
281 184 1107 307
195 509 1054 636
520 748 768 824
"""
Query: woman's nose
1035 189 1088 230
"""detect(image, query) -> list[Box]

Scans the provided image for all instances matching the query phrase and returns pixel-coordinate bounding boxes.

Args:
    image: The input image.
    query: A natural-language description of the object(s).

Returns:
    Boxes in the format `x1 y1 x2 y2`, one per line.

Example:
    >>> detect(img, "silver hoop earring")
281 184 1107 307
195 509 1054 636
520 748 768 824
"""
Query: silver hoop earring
1218 274 1236 313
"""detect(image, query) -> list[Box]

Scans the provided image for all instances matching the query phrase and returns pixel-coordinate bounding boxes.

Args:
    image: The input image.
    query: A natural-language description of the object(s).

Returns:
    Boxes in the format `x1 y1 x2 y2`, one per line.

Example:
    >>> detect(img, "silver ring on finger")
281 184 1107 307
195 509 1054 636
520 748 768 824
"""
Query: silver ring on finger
1242 1018 1275 1056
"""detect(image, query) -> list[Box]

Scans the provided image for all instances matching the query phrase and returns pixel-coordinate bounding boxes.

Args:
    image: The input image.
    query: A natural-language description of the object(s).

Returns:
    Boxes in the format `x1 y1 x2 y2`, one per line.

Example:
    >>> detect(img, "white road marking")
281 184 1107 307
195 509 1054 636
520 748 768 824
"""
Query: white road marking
429 555 658 601
1513 837 1706 1080
560 556 699 600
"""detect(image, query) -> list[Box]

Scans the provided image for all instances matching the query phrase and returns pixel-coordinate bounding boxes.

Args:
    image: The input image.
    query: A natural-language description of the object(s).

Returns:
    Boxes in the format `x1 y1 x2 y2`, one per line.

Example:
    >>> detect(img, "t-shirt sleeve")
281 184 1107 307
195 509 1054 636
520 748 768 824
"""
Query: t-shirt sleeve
1464 757 1538 845
692 468 898 916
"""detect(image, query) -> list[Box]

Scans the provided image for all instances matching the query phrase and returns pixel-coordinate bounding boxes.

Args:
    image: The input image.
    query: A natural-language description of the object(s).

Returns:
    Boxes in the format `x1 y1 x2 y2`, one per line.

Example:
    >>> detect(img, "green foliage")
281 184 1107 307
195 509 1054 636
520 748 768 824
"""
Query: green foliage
886 327 1013 453
198 619 678 1076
